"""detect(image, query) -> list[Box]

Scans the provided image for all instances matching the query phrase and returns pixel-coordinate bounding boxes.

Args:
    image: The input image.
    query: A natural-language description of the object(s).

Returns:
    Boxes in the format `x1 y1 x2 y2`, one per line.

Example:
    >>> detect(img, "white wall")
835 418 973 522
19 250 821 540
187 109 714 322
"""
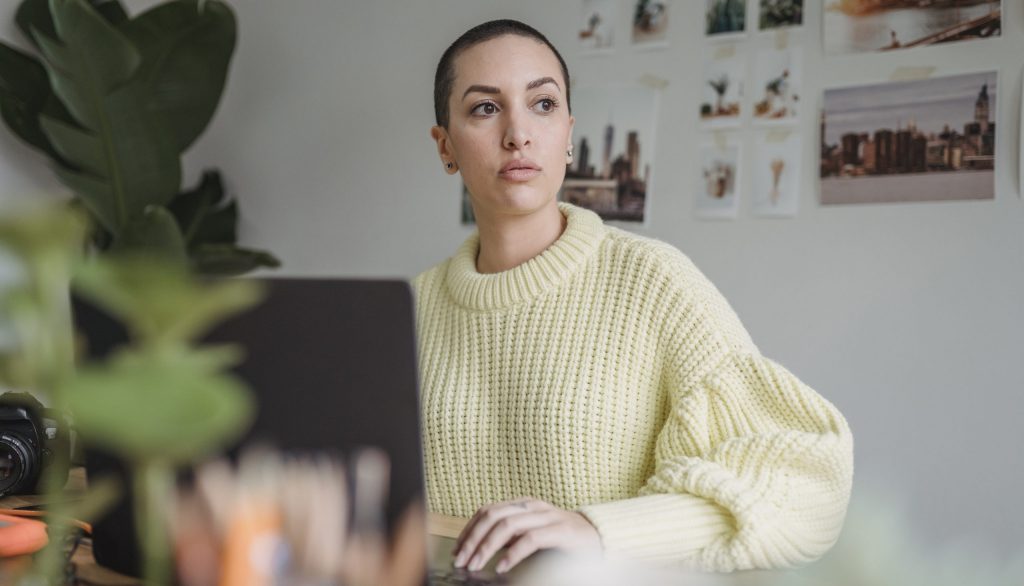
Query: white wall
2 0 1022 558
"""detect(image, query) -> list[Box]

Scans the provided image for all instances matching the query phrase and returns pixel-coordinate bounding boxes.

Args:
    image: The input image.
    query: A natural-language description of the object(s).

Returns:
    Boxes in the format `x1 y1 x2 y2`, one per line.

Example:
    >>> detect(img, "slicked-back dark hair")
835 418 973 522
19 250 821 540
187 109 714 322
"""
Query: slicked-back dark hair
433 19 571 128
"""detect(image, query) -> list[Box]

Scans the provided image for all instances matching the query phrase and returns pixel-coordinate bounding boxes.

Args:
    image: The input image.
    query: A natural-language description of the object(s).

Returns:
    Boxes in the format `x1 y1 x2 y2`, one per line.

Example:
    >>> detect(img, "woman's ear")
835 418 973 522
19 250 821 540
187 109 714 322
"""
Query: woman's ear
431 126 458 174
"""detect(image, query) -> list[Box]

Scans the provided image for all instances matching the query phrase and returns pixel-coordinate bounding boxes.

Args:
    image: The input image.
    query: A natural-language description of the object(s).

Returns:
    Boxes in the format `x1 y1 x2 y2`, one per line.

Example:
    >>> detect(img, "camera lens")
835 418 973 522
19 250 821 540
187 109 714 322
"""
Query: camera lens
0 433 36 497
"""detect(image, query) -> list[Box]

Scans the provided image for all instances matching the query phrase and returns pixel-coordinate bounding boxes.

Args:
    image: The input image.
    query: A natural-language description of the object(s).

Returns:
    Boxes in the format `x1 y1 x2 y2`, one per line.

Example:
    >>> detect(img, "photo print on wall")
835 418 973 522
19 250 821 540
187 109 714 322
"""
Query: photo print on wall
824 0 1001 55
752 46 801 125
696 137 742 219
706 0 746 39
700 48 744 129
562 82 660 223
632 0 670 47
759 0 803 31
579 0 616 53
820 70 997 205
460 183 475 225
753 130 802 217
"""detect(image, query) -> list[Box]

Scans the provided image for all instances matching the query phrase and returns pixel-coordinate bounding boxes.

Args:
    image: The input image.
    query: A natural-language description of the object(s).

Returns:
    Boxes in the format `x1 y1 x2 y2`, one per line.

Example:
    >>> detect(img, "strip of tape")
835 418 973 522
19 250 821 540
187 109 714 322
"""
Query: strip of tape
889 66 936 82
713 131 728 149
774 29 788 50
766 129 792 143
639 73 669 90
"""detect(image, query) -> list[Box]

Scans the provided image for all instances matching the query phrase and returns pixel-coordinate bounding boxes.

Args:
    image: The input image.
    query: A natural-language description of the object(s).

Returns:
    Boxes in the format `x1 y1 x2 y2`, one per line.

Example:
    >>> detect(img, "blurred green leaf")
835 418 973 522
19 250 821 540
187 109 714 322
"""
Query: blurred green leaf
67 473 122 525
0 203 88 259
66 348 254 464
73 255 264 345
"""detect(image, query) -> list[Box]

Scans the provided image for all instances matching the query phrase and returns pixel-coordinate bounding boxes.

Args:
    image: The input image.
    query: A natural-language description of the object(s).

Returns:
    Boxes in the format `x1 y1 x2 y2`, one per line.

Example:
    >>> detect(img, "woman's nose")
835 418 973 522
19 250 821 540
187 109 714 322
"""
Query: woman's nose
503 113 531 150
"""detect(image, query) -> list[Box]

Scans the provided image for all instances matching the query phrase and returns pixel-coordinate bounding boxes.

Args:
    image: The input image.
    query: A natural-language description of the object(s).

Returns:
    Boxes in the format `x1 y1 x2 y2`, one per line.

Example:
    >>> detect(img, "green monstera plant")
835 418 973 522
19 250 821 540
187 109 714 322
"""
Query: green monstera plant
0 0 279 274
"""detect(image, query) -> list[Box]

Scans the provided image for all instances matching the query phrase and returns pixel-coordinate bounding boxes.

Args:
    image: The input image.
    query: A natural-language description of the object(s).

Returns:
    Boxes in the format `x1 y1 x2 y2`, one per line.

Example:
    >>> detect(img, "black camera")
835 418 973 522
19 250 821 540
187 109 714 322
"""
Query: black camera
0 392 72 497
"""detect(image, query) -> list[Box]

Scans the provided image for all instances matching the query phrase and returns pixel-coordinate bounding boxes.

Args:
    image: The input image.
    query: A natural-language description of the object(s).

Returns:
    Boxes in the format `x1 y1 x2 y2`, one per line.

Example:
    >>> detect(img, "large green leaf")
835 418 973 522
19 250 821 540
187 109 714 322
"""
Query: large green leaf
122 0 236 153
66 349 255 464
34 0 181 237
167 171 281 275
167 169 233 246
15 0 56 48
190 243 282 276
112 206 188 262
15 0 126 48
88 0 129 26
0 40 76 164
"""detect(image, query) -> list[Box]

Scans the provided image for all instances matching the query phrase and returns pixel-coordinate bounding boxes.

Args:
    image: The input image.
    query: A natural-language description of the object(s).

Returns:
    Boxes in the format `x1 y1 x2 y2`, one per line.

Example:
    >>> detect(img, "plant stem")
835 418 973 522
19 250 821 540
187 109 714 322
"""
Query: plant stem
17 250 77 585
134 461 174 586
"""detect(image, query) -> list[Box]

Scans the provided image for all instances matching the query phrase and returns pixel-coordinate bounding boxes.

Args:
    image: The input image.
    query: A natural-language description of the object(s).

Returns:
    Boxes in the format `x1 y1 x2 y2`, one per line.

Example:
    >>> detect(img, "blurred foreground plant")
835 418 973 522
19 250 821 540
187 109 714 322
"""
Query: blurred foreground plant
0 203 263 585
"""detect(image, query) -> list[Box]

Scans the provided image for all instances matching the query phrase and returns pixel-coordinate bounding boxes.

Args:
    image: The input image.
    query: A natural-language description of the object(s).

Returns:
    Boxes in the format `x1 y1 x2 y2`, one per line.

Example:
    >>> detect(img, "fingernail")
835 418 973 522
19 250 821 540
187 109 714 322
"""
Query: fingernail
496 560 508 573
454 552 466 568
469 556 482 571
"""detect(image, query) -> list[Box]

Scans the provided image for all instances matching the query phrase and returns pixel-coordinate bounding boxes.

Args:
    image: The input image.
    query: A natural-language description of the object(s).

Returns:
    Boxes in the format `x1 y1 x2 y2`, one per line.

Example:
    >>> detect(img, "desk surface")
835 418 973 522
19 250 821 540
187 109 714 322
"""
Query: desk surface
0 472 470 586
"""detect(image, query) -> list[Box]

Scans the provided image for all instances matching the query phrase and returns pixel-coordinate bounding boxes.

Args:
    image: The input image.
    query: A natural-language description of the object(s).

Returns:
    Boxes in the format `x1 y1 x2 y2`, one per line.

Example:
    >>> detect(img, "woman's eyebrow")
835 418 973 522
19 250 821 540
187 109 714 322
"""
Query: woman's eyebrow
463 84 500 99
526 76 559 91
461 77 561 100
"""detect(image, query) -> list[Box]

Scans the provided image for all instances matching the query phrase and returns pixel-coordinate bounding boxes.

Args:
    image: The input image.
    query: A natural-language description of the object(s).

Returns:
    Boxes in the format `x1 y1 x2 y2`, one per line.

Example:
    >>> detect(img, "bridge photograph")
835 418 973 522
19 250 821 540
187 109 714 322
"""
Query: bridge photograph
824 0 1001 54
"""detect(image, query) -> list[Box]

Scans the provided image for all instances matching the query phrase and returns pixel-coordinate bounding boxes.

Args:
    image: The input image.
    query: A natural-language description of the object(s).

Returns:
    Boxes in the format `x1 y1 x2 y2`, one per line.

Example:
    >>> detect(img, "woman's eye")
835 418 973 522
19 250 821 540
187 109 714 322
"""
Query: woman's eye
534 99 555 113
472 102 498 116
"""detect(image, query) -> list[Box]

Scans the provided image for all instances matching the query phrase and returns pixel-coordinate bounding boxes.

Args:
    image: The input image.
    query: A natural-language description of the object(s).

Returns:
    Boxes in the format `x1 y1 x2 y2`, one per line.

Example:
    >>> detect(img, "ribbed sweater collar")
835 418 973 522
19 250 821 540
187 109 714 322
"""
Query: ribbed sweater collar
444 202 606 311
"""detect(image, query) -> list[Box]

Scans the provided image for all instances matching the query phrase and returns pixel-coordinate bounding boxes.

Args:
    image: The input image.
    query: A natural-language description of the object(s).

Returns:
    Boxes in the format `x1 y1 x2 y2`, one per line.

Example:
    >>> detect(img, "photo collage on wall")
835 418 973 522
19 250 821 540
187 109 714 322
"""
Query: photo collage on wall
460 0 1006 223
697 0 804 220
819 1 1002 205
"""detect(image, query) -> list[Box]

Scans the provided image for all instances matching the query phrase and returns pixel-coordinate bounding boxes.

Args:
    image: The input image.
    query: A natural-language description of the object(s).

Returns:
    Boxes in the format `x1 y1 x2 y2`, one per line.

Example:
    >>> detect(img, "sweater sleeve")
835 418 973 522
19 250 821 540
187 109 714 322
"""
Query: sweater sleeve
578 254 854 571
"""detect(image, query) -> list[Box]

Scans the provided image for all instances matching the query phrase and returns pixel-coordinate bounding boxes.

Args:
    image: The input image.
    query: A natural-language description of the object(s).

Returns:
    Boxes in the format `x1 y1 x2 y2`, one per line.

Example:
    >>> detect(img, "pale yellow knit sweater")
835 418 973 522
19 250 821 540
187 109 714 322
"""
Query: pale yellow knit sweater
412 203 853 571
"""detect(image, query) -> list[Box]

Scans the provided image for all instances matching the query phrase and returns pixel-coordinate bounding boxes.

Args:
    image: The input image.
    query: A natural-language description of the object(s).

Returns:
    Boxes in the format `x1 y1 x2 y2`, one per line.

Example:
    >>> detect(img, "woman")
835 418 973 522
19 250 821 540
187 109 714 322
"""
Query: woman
414 19 853 575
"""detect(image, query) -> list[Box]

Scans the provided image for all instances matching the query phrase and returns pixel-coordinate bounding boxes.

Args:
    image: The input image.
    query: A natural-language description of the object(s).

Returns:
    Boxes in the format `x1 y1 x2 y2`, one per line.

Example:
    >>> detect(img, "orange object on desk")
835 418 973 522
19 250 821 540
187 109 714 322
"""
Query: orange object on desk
0 513 48 557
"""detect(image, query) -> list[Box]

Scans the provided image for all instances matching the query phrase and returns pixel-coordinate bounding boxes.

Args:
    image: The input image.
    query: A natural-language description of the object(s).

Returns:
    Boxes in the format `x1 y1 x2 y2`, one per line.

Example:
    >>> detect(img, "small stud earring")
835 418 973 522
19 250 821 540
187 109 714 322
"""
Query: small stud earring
446 162 453 170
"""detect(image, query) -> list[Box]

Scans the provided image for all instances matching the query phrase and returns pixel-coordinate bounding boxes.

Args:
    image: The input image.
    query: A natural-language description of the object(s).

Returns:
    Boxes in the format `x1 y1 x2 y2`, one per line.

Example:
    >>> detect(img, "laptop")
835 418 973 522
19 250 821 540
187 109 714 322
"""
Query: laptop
74 278 509 585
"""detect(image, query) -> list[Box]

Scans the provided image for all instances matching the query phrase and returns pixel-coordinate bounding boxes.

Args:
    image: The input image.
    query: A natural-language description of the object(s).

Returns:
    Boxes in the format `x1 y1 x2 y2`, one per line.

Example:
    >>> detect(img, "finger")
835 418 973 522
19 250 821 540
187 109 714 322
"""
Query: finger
452 495 540 553
495 524 564 574
464 511 557 572
454 500 542 567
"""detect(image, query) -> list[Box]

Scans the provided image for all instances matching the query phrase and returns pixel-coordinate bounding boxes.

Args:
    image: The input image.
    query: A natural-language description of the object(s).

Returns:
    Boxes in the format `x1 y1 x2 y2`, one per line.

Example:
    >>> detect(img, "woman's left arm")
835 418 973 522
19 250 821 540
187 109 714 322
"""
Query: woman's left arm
576 256 855 571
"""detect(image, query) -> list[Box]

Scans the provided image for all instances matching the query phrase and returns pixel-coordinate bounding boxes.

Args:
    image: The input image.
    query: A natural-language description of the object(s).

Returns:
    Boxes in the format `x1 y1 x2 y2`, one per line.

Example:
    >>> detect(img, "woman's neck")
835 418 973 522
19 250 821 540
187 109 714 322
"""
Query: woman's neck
474 201 566 274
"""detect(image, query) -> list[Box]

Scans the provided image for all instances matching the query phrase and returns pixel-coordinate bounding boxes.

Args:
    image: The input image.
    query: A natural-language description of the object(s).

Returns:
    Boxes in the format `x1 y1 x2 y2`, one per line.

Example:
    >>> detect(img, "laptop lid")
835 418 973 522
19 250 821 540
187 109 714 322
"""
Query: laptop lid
74 278 426 577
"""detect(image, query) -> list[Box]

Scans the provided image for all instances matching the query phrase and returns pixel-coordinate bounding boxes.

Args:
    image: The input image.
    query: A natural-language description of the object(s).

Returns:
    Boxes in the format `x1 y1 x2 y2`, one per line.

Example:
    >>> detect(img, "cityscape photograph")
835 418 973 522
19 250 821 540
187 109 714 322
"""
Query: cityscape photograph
820 70 997 204
562 84 657 222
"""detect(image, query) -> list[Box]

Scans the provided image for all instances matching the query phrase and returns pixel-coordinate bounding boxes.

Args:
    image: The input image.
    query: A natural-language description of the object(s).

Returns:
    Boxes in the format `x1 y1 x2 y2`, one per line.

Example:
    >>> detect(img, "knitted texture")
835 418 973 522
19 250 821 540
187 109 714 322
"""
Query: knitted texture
412 203 854 571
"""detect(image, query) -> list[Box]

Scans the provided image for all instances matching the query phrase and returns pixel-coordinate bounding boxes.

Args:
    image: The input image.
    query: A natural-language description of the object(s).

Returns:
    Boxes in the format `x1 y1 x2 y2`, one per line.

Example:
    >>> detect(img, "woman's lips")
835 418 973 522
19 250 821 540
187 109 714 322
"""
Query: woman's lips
499 160 541 182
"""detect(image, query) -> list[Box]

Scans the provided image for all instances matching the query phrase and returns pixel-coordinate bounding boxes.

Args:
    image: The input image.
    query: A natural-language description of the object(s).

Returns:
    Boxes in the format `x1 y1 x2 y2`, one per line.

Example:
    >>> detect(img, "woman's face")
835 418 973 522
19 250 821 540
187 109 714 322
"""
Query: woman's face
432 35 574 219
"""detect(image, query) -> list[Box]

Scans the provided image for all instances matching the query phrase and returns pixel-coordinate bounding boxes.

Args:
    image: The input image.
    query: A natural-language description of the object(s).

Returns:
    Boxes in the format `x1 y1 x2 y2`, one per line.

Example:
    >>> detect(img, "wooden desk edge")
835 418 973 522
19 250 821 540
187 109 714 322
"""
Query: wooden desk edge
427 513 467 539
